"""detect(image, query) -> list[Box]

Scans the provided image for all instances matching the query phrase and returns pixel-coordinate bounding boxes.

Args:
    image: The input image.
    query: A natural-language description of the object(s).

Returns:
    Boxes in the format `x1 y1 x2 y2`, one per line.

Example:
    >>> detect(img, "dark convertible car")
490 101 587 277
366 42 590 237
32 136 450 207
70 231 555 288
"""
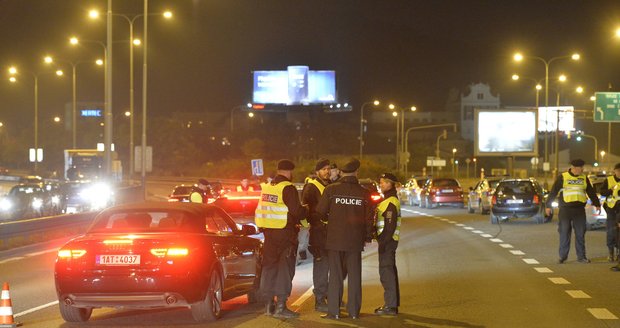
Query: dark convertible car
54 202 262 323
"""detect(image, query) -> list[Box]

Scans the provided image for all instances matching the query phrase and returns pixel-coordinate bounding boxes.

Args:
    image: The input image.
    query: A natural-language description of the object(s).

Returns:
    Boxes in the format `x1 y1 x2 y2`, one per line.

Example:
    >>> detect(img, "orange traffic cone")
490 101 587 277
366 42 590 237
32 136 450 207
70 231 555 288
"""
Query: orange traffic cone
0 282 17 328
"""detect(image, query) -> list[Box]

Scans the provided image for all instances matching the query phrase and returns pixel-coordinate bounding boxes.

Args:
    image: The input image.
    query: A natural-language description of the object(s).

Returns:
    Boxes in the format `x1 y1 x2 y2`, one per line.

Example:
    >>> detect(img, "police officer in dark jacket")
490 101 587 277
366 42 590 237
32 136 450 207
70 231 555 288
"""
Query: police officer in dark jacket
301 158 331 312
374 173 401 316
602 163 620 267
316 158 374 320
546 159 601 264
255 159 308 318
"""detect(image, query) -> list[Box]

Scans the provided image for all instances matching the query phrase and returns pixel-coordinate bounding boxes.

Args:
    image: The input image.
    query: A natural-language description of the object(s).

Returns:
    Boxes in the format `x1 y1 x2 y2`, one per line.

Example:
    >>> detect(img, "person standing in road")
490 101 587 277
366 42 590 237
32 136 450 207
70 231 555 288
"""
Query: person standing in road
255 159 308 318
301 158 331 312
316 158 374 320
603 163 620 267
546 159 601 264
189 178 211 203
374 173 401 316
329 163 341 183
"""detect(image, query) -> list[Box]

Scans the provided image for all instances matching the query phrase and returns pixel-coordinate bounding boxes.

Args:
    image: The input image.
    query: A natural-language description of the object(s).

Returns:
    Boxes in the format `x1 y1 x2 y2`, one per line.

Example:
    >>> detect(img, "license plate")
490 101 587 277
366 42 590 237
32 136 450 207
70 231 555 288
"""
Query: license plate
506 199 523 204
96 254 141 265
442 189 453 193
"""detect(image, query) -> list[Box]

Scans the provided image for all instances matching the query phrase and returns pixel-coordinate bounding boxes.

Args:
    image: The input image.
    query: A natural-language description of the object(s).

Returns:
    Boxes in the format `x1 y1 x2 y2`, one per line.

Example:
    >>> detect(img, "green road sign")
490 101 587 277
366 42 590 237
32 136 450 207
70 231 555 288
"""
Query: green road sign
594 92 620 122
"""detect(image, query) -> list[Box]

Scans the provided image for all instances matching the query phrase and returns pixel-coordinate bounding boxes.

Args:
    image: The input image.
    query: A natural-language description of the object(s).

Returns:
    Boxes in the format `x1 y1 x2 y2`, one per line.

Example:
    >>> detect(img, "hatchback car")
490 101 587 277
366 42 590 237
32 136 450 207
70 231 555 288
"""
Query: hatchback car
54 202 262 323
490 178 551 224
468 177 503 214
420 178 464 209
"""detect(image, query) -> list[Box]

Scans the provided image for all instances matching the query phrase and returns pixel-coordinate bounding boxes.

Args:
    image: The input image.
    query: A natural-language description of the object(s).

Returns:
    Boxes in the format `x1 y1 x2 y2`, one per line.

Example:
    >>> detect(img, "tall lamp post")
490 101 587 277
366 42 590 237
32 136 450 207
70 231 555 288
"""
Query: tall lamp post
513 52 579 179
575 133 598 163
359 100 379 161
230 103 253 133
391 109 398 171
452 148 457 176
8 66 63 172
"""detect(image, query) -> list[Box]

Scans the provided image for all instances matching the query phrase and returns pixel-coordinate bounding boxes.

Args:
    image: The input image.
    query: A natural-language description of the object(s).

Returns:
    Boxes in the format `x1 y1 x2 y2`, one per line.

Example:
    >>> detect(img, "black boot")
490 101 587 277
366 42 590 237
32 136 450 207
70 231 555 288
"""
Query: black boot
264 299 275 316
273 299 299 318
374 306 398 315
315 298 328 313
608 249 615 262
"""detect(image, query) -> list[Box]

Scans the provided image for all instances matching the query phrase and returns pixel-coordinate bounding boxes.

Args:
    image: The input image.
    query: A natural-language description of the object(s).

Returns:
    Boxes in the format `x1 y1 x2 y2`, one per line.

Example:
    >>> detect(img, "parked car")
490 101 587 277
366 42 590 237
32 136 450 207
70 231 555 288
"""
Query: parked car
359 178 383 204
468 177 504 214
54 202 262 323
490 178 551 224
420 178 464 209
398 178 422 206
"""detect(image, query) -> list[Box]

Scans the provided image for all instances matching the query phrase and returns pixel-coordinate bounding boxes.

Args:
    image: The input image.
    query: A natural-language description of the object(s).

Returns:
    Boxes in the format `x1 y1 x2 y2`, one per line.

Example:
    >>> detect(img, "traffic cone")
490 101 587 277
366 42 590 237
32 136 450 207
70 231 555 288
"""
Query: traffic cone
0 282 17 328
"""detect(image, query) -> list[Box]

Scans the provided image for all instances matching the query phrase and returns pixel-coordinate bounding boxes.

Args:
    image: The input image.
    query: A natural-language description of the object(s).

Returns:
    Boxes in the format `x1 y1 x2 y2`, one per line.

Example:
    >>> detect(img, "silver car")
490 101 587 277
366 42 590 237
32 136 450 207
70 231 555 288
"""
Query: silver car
467 178 503 215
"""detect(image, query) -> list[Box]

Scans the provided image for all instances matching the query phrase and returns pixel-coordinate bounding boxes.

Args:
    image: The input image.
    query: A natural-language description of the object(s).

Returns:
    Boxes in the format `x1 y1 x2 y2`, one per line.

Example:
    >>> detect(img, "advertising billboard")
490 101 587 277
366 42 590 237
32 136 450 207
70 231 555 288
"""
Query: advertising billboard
538 106 575 132
253 66 336 105
475 109 538 157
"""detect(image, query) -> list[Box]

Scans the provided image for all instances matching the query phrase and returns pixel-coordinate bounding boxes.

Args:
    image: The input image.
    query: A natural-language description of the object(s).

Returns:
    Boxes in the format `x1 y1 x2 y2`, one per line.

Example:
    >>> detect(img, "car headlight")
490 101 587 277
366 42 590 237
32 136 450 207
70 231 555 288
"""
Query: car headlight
0 198 12 211
32 198 43 209
51 195 60 205
551 201 558 208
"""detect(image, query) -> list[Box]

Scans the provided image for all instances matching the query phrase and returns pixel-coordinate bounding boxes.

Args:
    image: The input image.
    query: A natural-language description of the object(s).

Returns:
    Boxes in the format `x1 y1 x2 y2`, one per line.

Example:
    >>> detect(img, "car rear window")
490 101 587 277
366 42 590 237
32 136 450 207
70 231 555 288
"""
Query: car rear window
89 210 206 233
434 179 459 187
497 181 535 195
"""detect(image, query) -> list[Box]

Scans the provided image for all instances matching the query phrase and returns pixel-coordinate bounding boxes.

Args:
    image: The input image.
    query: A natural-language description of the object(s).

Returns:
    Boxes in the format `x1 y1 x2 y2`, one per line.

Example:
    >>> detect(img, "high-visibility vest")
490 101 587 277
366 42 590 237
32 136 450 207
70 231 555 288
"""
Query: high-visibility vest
605 176 620 208
255 181 293 229
189 190 204 203
236 185 255 192
301 178 326 227
376 196 401 241
561 172 588 203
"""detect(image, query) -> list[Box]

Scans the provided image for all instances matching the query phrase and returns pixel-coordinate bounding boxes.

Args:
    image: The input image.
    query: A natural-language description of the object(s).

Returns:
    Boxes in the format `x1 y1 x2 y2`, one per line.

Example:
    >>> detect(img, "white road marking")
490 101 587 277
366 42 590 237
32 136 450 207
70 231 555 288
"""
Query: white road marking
499 244 513 248
565 290 591 299
440 218 449 222
26 248 58 257
472 230 483 234
447 221 457 224
456 224 465 227
464 227 474 230
534 267 553 273
291 286 314 307
510 250 525 255
588 308 618 320
0 257 24 264
480 234 493 238
522 258 539 264
548 277 571 284
14 300 58 318
490 238 503 243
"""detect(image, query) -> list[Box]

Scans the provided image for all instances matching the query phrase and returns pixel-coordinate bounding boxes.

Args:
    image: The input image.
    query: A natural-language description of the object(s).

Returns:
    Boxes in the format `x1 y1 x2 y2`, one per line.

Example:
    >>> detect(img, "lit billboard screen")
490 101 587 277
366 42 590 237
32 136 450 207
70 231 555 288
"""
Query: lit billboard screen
538 106 574 132
475 109 538 157
252 66 336 105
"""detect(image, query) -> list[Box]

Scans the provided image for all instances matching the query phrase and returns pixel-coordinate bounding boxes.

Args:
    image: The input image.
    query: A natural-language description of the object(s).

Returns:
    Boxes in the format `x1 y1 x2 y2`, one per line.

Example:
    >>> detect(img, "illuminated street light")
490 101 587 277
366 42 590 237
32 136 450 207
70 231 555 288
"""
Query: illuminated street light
55 70 63 76
124 111 131 117
248 112 255 118
513 53 523 61
558 74 567 82
8 76 16 83
89 9 99 19
8 67 17 75
576 86 584 93
359 99 380 160
53 116 61 123
536 84 542 91
389 103 395 110
391 111 398 117
512 74 519 80
133 39 142 46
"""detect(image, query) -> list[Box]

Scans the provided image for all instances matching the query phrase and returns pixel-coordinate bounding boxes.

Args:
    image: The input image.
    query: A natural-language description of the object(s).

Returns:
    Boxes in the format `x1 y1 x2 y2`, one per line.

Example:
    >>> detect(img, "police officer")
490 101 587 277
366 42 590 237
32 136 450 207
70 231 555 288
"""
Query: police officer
603 163 620 265
236 178 255 192
301 158 331 312
316 158 374 320
546 159 601 263
189 178 211 203
255 159 308 318
329 163 341 182
374 173 401 316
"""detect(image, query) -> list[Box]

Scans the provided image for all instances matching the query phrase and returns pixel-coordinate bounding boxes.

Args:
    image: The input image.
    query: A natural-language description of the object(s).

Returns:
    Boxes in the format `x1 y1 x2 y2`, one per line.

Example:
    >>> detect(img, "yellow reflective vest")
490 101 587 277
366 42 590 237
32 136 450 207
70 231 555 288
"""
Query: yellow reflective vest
301 178 326 227
376 196 401 241
255 181 293 229
605 176 620 208
561 172 587 203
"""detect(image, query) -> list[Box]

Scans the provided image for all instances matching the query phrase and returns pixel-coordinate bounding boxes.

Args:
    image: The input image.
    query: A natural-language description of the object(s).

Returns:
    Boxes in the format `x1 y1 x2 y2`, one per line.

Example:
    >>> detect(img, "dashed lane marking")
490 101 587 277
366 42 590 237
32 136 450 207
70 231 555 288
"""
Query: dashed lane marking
480 234 493 238
456 224 465 227
490 238 503 243
523 258 540 264
510 250 526 255
588 308 618 320
566 290 591 299
464 227 474 230
472 230 483 234
0 257 24 264
499 244 514 248
534 267 553 273
25 248 58 257
548 277 571 284
447 221 457 224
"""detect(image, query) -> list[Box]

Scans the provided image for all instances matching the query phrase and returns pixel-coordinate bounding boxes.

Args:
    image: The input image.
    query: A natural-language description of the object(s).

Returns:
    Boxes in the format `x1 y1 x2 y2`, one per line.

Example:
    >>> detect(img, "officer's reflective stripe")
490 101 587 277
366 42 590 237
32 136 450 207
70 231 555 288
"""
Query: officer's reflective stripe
255 181 293 229
606 176 620 208
376 196 401 241
561 172 587 203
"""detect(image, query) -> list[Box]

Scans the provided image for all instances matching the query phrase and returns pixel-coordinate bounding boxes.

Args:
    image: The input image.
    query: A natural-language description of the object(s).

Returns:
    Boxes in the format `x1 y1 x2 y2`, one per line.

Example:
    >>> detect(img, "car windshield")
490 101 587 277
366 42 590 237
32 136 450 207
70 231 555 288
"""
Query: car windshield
434 179 459 187
89 210 205 233
10 185 43 196
497 181 534 195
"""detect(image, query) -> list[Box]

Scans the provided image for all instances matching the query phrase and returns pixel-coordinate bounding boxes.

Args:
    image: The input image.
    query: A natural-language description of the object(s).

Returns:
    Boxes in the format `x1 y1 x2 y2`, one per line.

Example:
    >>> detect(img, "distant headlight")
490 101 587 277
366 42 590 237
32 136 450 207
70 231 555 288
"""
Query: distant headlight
551 201 559 208
32 198 43 209
80 182 114 210
51 195 60 205
0 198 12 211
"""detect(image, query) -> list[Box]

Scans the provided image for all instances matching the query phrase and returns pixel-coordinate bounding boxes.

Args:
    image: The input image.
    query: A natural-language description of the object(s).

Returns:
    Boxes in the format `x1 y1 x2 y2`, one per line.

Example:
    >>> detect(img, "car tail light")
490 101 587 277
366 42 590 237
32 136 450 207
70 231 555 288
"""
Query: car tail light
371 194 382 202
491 195 497 205
533 195 540 204
168 198 179 202
58 249 87 259
150 248 189 257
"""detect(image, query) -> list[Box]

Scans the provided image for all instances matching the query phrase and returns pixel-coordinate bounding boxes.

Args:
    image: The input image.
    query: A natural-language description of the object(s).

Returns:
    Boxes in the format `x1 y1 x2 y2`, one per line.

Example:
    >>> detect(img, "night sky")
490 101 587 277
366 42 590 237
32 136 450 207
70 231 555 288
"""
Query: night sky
2 0 620 130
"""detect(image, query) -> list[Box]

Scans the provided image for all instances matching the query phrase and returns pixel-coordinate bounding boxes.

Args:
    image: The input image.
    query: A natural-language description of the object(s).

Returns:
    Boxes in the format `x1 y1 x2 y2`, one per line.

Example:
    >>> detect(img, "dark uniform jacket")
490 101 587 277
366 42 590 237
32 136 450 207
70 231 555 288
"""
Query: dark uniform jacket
600 176 620 204
546 169 601 208
316 176 374 252
378 188 399 243
302 177 330 226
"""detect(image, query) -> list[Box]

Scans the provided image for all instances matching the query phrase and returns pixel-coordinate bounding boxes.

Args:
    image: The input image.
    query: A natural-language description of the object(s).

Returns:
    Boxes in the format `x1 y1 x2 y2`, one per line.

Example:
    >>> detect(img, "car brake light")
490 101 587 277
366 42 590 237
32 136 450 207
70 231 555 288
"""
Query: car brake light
168 198 179 202
491 195 497 205
150 248 189 257
533 195 540 204
371 194 382 202
58 249 87 259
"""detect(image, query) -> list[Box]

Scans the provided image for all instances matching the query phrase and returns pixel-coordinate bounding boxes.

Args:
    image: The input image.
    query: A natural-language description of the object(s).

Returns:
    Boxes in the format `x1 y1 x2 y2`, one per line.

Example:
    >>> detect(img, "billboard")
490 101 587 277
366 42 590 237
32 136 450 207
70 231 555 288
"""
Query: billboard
252 66 336 105
475 109 538 157
538 106 574 132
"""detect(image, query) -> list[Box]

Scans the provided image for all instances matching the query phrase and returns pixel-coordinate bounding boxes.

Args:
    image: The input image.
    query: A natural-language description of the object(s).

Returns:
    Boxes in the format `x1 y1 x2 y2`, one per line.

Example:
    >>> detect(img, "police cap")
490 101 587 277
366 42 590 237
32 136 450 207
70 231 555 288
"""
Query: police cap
315 158 330 171
570 159 585 167
380 172 399 184
198 178 209 186
277 159 295 171
341 158 360 173
614 163 620 170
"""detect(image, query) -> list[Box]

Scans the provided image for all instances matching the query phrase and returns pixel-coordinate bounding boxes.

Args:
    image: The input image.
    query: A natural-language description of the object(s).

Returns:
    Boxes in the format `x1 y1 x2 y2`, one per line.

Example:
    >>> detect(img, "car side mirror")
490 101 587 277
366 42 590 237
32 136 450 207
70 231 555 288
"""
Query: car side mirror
238 224 257 236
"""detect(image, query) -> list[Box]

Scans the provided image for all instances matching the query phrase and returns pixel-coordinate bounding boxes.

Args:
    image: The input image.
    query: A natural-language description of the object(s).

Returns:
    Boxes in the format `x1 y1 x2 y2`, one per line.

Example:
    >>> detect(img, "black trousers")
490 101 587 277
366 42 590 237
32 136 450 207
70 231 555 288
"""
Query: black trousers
558 206 587 260
260 228 297 301
310 225 329 301
605 206 620 251
378 238 400 308
327 249 362 317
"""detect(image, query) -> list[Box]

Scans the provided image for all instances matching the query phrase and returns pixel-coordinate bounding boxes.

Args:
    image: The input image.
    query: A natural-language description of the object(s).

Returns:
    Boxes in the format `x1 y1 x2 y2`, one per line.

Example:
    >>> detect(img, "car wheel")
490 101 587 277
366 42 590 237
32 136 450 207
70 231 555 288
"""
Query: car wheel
467 200 474 214
490 213 499 224
191 267 223 322
59 303 92 322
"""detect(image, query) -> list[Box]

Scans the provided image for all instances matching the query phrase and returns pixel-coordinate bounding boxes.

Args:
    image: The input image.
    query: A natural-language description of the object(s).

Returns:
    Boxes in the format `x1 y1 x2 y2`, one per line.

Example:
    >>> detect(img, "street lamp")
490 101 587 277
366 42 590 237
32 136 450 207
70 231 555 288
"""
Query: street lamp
575 132 598 162
452 148 457 176
7 65 63 172
511 74 544 108
473 157 477 178
359 99 379 161
230 103 253 132
513 51 579 179
392 110 398 170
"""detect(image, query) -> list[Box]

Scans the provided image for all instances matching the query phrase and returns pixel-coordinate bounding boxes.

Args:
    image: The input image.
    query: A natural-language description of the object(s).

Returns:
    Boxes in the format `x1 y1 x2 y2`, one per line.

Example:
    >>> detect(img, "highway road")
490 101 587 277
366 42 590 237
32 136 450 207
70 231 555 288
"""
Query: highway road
2 187 620 327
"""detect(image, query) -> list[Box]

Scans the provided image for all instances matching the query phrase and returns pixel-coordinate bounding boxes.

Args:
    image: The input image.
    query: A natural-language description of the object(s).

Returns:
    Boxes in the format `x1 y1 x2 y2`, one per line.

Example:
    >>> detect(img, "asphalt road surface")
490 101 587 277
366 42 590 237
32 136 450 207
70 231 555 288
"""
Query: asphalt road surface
3 200 620 327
